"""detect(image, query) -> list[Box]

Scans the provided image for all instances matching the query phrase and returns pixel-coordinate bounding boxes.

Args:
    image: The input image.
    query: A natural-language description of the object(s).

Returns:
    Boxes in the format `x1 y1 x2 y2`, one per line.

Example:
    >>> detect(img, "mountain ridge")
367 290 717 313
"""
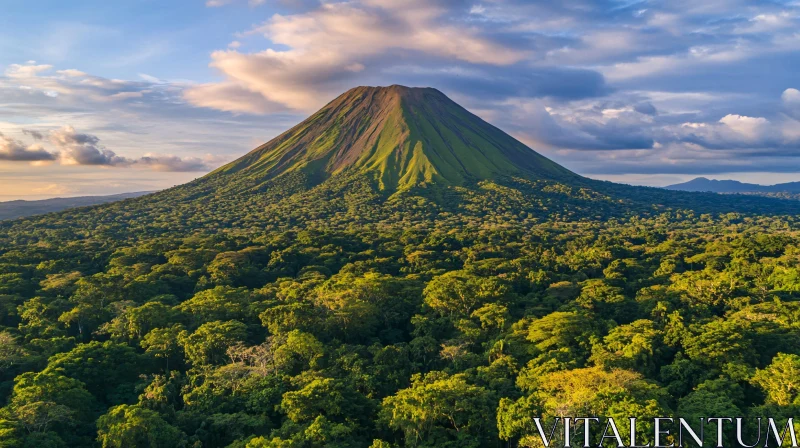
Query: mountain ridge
0 191 153 221
665 177 800 193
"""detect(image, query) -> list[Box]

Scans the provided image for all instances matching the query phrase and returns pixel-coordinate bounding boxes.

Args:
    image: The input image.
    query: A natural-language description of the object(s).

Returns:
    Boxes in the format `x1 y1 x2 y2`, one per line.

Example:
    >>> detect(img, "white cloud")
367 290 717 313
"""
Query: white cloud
183 81 286 114
675 112 800 150
783 88 800 115
185 0 526 113
137 153 227 172
6 64 53 79
783 88 800 104
108 91 145 100
600 42 753 81
50 126 133 166
501 97 657 151
718 114 771 140
1 62 156 103
736 12 798 34
56 69 87 77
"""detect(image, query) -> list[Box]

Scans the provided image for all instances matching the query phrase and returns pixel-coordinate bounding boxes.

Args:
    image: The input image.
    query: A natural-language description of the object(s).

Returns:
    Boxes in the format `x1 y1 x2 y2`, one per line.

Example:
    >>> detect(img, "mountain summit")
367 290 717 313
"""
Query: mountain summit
209 85 577 192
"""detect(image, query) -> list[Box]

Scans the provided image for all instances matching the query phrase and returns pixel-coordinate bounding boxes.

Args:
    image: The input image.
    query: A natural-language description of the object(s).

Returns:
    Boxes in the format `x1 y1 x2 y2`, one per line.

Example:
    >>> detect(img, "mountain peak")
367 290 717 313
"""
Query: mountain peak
209 85 577 192
340 84 443 98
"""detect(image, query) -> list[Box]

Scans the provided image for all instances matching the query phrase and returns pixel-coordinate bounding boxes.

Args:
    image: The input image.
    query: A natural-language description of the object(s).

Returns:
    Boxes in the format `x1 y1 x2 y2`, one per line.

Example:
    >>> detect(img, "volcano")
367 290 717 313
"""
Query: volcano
205 85 579 193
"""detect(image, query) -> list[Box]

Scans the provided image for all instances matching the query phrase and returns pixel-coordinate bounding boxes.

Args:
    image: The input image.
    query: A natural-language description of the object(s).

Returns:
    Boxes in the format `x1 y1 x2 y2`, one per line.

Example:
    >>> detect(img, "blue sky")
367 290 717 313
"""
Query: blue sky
1 0 800 199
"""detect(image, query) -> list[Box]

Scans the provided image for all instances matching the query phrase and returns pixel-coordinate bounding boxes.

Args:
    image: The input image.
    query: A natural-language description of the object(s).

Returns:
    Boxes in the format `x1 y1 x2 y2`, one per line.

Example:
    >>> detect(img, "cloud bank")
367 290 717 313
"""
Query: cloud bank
1 125 219 172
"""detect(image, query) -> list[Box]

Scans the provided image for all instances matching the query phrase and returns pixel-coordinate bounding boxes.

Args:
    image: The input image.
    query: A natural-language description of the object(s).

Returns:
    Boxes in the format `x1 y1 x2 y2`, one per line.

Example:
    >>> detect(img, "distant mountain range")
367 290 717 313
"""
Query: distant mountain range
0 191 153 221
665 177 800 194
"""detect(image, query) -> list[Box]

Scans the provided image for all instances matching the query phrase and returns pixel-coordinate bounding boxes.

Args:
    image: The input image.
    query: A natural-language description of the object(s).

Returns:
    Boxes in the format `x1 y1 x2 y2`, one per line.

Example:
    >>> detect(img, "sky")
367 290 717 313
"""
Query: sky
1 0 800 200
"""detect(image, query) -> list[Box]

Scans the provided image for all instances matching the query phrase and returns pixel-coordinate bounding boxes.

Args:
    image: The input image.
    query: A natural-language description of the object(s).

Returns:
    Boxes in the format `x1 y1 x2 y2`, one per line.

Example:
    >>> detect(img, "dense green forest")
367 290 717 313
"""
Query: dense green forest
1 174 800 447
2 86 800 447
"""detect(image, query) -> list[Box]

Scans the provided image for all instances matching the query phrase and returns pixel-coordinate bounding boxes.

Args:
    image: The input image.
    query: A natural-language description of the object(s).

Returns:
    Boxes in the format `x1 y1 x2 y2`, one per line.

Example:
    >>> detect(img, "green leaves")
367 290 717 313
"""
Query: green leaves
180 321 247 367
2 162 800 448
424 271 510 318
381 371 497 447
96 405 186 448
752 353 800 406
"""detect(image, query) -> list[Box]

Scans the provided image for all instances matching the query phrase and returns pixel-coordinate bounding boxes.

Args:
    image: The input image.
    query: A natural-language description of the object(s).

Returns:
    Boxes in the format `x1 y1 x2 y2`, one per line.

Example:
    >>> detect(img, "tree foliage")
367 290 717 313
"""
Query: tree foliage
1 175 799 446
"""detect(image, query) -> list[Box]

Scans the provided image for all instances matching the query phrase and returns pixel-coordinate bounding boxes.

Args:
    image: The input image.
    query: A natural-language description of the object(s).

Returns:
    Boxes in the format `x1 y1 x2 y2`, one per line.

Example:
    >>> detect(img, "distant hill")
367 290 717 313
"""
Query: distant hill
0 191 153 221
665 177 800 194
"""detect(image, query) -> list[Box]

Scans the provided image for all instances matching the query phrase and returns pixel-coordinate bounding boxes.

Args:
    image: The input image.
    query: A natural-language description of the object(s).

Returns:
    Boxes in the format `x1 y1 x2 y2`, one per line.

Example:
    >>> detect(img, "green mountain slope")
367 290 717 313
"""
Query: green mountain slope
208 85 577 193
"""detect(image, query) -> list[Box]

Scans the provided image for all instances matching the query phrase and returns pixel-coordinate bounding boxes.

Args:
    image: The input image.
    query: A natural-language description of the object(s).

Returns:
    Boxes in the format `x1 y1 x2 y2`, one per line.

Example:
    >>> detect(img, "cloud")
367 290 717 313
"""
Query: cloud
783 88 800 120
784 88 800 104
6 64 54 79
1 62 162 103
137 153 226 172
44 126 223 171
495 85 800 182
57 69 87 77
634 102 658 116
22 129 44 140
49 126 133 166
502 98 657 151
185 0 528 113
48 126 225 172
183 81 285 114
388 64 610 101
185 0 800 119
735 12 798 34
0 132 58 162
108 91 144 100
599 42 755 82
674 114 792 150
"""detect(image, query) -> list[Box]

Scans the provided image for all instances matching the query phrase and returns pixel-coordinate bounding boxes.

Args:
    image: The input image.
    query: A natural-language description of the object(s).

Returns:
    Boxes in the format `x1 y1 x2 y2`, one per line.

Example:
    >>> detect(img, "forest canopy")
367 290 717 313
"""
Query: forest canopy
1 174 799 447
